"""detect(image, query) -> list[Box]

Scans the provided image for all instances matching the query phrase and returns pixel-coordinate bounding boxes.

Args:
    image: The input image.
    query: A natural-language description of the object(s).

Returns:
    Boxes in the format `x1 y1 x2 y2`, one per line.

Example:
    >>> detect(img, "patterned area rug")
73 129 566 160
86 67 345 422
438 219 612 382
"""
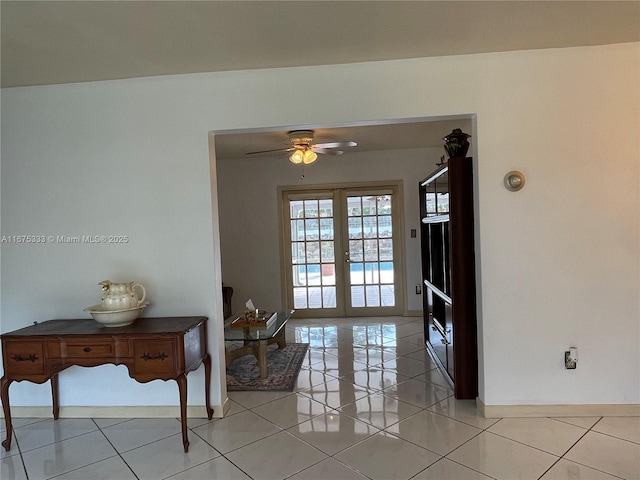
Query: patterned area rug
226 343 309 391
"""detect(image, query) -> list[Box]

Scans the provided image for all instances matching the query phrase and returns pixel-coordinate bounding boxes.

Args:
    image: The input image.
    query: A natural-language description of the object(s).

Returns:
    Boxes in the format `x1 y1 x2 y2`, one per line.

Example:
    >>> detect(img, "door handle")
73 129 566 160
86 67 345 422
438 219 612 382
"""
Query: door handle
344 251 351 263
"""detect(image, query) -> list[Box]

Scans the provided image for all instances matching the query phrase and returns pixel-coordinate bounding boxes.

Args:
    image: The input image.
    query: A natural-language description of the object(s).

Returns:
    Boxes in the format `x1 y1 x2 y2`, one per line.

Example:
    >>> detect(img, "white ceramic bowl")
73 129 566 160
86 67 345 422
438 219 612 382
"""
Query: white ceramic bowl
84 303 149 327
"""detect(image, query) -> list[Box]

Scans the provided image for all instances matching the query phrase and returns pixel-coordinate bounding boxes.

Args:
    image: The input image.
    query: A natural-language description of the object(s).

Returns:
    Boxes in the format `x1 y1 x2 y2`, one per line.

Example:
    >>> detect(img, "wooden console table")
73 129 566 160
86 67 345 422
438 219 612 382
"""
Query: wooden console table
1 317 213 453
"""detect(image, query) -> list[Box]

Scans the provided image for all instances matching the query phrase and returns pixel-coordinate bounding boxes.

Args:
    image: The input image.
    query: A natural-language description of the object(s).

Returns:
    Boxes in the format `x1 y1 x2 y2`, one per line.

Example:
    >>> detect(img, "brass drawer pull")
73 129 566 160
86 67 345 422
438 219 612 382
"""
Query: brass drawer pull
140 352 168 361
11 354 38 363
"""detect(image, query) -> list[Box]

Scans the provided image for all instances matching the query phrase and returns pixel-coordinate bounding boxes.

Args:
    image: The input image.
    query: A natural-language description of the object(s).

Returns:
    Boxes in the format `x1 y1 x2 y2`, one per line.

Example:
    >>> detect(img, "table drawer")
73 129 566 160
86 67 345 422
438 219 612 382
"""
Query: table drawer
67 342 114 357
133 340 177 374
47 338 130 359
3 341 45 375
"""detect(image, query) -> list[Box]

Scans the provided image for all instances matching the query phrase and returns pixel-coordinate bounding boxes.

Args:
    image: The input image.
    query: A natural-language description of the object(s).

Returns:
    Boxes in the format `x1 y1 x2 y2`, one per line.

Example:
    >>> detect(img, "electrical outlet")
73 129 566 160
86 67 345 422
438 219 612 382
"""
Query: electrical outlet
565 350 577 369
415 284 421 295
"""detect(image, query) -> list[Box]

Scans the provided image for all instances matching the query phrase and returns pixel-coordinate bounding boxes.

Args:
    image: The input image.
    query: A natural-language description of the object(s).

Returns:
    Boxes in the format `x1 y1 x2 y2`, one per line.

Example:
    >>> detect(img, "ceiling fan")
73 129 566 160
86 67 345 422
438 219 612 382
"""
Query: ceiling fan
246 130 357 164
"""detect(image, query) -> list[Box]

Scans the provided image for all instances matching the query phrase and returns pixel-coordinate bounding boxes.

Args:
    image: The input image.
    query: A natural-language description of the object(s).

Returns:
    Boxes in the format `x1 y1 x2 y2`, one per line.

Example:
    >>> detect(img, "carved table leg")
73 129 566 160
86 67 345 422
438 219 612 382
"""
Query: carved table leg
176 374 189 452
203 354 213 420
257 340 268 379
1 376 13 451
51 374 60 420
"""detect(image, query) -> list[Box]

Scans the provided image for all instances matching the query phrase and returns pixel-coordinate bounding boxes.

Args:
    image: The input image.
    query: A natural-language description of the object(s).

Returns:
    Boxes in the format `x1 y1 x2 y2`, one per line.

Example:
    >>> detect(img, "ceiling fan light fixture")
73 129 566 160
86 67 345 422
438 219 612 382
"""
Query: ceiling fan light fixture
248 129 356 164
302 150 317 164
289 149 304 164
290 147 317 165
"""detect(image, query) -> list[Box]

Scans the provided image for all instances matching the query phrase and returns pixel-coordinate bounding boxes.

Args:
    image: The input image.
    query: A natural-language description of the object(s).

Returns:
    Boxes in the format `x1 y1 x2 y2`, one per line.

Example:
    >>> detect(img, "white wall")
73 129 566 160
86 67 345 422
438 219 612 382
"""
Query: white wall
1 42 638 410
217 146 449 315
0 81 225 409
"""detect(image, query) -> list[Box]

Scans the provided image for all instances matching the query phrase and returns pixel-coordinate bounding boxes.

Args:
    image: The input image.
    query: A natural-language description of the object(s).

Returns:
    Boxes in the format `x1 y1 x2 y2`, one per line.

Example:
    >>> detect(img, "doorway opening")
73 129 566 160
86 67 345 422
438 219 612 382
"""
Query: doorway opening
211 114 479 398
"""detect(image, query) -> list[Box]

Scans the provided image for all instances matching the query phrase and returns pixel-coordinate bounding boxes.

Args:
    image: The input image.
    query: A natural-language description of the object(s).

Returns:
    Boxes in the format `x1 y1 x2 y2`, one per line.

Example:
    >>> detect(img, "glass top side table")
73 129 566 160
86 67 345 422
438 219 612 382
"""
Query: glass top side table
223 310 294 379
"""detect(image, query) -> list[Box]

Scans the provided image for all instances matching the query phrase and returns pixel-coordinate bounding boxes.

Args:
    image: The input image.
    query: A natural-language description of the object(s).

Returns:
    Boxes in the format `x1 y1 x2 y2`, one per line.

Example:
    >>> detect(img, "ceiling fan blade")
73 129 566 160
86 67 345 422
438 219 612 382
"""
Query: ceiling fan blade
313 141 357 149
314 148 344 155
245 147 294 156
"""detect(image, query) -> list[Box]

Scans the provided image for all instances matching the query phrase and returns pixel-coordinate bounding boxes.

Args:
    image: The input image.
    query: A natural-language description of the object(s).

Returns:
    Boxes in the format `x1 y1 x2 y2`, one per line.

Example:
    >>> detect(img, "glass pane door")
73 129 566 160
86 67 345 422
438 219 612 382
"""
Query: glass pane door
289 196 338 312
282 183 404 318
345 192 399 315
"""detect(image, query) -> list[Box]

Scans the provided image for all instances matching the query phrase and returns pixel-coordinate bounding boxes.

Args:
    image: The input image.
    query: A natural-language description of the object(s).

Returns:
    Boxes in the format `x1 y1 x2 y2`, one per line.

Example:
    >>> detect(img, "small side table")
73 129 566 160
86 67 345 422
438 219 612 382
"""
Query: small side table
223 310 293 379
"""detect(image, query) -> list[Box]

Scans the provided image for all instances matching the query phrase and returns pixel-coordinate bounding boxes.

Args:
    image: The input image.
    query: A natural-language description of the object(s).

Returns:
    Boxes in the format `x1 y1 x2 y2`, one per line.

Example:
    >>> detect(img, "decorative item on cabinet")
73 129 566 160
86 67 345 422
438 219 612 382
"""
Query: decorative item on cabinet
99 280 146 310
419 148 478 399
442 129 471 159
84 280 149 327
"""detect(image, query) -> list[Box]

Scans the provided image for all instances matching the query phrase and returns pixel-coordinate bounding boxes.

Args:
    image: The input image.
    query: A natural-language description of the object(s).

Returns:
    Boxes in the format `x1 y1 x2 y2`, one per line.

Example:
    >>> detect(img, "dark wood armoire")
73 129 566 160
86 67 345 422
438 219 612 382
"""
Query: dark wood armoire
419 156 478 399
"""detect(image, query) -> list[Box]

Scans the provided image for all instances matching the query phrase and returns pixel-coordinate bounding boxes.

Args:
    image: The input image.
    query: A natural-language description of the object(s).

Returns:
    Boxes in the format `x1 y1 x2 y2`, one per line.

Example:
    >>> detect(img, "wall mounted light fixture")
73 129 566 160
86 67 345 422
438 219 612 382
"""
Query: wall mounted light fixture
504 171 526 191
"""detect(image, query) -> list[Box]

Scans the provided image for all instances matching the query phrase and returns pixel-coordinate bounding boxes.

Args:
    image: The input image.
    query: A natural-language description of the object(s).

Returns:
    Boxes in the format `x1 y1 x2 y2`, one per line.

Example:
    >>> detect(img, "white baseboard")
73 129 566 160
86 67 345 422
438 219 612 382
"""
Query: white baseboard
1 404 226 419
221 396 231 416
404 310 422 317
477 398 640 418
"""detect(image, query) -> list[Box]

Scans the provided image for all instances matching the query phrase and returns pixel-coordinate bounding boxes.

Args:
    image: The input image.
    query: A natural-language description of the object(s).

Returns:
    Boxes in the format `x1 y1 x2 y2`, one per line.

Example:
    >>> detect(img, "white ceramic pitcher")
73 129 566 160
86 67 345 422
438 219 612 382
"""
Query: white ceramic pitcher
99 280 146 311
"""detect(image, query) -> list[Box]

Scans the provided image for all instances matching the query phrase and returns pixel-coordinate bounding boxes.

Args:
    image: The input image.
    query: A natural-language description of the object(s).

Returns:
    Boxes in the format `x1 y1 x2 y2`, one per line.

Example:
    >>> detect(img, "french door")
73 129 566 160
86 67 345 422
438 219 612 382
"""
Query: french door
281 182 404 317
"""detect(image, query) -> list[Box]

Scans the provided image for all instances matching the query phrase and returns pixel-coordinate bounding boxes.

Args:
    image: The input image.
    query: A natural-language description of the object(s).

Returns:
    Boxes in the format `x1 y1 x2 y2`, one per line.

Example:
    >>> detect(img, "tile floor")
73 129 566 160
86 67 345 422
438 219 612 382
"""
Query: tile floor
2 316 639 479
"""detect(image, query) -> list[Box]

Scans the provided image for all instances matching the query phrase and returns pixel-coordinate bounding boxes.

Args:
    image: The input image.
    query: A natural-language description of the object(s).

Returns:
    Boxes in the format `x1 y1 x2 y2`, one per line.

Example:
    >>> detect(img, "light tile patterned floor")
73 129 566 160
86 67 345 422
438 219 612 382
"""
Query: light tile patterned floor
2 316 639 479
